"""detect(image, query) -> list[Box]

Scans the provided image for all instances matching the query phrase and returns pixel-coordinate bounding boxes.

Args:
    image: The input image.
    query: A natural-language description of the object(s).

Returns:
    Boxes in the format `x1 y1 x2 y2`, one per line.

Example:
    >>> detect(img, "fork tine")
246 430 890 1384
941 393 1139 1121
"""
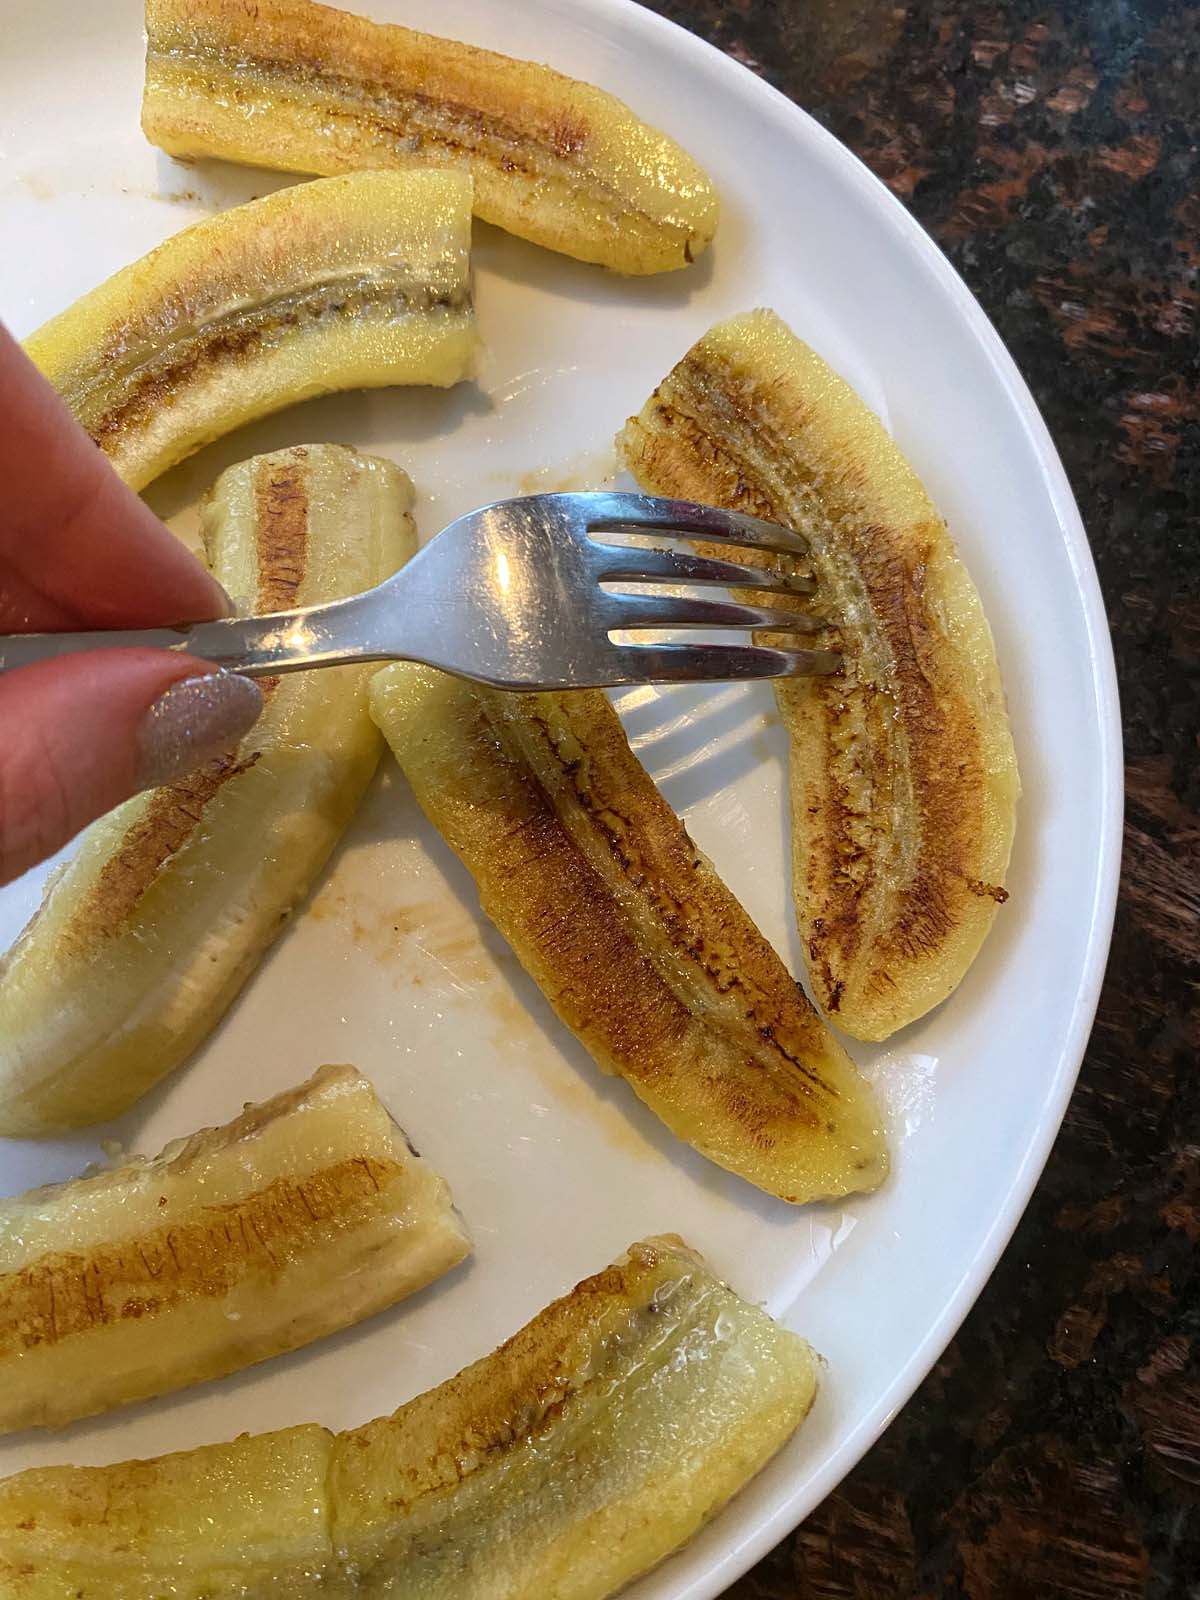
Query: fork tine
590 541 816 595
584 493 809 556
607 593 826 634
613 641 841 683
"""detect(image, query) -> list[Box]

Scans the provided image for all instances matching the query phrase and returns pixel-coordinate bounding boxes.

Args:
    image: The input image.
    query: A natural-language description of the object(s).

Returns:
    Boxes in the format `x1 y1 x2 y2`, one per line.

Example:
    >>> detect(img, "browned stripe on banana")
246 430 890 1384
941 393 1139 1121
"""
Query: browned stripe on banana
352 1243 692 1500
153 47 674 234
255 454 310 612
0 1155 398 1355
470 714 710 1093
167 46 594 171
63 749 262 957
618 377 887 992
255 454 311 696
476 694 829 1137
514 700 839 1098
65 280 469 456
632 352 992 1004
73 321 264 448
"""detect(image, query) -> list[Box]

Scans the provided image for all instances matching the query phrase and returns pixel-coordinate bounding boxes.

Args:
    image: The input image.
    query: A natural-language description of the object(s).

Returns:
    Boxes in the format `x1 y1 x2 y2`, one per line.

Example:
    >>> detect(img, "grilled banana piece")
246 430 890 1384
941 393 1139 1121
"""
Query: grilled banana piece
141 0 718 275
371 669 886 1203
0 445 414 1135
620 309 1020 1040
0 1427 332 1600
0 1064 469 1433
0 1238 816 1599
24 168 476 490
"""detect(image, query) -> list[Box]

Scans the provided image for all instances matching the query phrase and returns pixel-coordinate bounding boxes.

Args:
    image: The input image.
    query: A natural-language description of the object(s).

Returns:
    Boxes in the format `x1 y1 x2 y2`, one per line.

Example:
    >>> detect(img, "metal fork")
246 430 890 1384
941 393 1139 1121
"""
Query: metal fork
0 492 836 691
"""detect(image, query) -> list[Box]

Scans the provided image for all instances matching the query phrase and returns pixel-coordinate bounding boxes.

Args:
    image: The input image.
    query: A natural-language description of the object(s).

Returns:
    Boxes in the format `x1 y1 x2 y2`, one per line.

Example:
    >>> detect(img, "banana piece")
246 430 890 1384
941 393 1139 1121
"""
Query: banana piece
0 1237 817 1599
0 445 415 1134
371 668 886 1203
0 1064 469 1433
141 0 719 276
25 169 476 490
619 309 1021 1040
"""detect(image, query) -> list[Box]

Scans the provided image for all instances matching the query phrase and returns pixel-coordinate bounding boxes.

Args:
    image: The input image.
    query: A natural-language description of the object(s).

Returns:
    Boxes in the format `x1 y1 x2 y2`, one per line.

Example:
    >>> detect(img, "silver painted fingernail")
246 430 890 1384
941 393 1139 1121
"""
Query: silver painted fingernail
136 671 263 789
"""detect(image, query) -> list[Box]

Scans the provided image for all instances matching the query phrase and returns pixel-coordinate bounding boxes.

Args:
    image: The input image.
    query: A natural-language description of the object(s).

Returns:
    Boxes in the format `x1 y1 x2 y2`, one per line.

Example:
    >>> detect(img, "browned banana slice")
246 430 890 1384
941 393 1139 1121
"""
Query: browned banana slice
0 1065 469 1433
0 1238 816 1598
371 667 886 1203
619 308 1020 1039
24 169 476 490
141 0 719 275
0 445 414 1134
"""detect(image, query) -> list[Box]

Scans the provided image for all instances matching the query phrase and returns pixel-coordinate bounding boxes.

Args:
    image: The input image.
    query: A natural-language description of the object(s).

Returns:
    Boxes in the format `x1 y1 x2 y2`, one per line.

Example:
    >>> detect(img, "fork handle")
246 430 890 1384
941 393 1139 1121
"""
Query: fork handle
0 594 391 679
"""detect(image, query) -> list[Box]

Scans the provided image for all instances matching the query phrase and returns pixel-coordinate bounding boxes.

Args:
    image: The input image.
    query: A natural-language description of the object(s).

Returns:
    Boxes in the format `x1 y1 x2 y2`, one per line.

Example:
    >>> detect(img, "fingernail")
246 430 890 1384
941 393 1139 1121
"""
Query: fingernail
136 671 263 789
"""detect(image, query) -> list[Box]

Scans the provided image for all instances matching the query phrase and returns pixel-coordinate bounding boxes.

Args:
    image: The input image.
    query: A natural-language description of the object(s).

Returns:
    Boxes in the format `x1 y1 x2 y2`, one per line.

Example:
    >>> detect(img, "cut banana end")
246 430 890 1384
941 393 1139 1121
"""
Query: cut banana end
620 309 1020 1041
371 668 887 1203
142 0 719 275
24 168 477 490
0 1065 469 1434
0 445 415 1135
0 1238 816 1599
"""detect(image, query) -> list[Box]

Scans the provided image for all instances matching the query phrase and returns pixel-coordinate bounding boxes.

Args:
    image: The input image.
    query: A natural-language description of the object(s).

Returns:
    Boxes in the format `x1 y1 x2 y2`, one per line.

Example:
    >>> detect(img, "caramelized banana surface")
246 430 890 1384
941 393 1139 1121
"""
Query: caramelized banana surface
0 1065 469 1432
0 1239 816 1599
0 446 415 1133
142 0 718 275
372 667 887 1202
25 169 476 489
621 309 1020 1039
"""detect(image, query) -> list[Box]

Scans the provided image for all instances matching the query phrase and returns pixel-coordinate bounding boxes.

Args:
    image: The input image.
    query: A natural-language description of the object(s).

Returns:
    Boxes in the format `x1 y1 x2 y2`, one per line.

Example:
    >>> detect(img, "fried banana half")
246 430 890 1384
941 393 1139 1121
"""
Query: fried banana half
371 668 886 1203
0 445 414 1134
24 168 476 490
0 1238 815 1599
0 1065 469 1433
141 0 718 275
620 309 1020 1040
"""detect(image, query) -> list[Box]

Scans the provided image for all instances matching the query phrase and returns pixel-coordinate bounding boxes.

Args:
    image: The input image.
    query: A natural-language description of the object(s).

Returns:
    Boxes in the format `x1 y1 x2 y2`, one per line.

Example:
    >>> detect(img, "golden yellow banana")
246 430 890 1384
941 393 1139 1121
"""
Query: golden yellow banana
620 309 1020 1039
0 1238 816 1598
0 445 414 1134
371 668 887 1203
0 1064 469 1433
25 169 476 490
141 0 718 275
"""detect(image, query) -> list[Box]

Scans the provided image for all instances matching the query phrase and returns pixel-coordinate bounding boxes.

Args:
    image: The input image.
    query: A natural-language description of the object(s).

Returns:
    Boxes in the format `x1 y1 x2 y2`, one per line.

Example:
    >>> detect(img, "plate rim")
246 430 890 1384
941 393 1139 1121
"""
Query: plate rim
0 0 1124 1592
581 0 1123 1589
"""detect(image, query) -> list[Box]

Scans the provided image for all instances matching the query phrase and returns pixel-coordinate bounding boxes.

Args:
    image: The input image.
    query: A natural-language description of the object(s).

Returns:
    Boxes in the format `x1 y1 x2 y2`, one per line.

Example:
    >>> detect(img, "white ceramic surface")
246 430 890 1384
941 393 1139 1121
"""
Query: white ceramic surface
0 1 1121 1593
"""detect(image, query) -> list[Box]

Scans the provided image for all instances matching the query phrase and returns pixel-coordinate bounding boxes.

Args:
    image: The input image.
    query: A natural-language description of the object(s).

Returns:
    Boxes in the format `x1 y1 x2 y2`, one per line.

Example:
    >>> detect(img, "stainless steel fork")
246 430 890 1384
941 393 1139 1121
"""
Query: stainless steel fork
0 492 837 691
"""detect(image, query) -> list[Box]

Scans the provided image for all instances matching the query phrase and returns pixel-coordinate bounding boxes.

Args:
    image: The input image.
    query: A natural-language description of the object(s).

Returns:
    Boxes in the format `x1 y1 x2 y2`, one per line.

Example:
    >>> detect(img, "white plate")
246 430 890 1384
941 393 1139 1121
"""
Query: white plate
0 1 1121 1593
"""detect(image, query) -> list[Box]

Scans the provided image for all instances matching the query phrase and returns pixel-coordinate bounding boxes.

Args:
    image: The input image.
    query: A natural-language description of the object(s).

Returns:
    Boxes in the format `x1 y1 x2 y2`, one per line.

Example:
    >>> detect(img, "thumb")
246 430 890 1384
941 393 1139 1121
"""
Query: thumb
0 652 262 886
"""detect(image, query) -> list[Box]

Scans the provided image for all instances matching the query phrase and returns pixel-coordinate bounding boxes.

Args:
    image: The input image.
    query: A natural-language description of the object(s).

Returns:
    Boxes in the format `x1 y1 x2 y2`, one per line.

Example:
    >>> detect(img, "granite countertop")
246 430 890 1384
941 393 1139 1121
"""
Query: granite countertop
642 1 1199 1593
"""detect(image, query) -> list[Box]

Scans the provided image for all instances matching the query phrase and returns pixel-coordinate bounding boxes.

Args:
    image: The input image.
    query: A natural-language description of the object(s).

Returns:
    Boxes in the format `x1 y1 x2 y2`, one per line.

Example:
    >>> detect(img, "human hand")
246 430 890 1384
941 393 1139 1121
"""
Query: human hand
0 322 262 887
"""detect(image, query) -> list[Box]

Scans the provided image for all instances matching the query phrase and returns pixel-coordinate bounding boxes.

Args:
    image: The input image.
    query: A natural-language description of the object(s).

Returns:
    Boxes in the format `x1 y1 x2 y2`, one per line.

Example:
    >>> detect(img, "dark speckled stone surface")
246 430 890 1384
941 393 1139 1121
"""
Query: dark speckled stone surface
638 1 1199 1594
